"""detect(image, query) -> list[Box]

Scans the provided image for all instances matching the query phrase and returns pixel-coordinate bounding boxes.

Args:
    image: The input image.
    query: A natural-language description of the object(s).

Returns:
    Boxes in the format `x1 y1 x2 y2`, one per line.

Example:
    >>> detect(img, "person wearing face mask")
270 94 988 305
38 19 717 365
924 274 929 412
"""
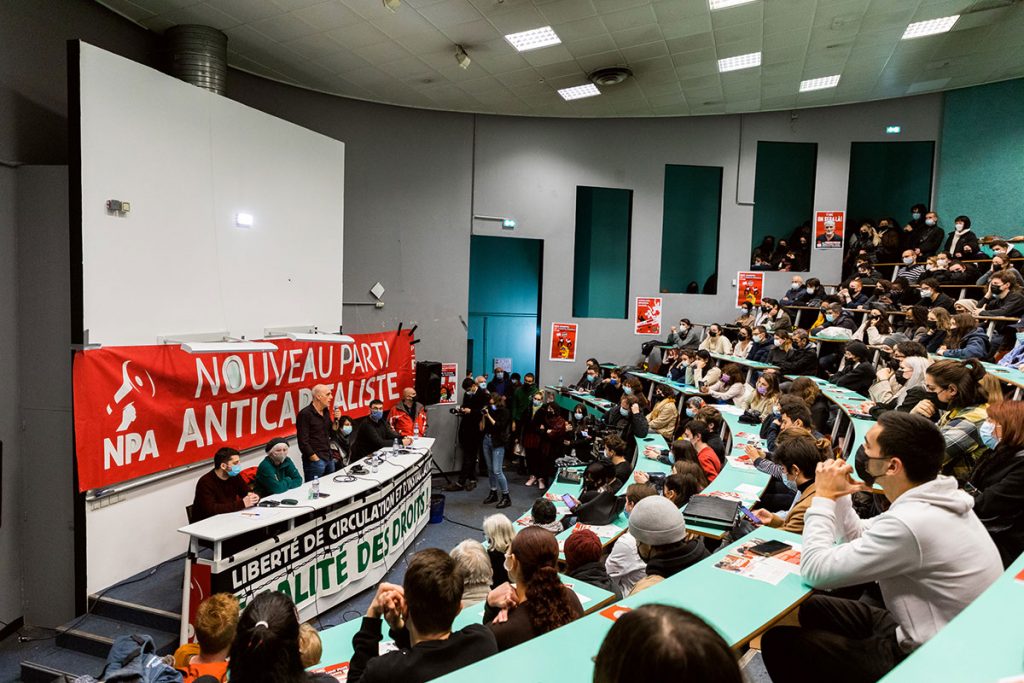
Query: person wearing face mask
734 301 756 328
387 387 428 439
628 496 709 580
605 483 658 596
895 249 926 284
732 325 753 357
977 254 1024 287
742 372 782 421
837 278 870 309
682 396 705 424
480 394 512 508
911 359 991 483
576 358 601 389
830 341 876 396
761 413 1002 683
870 356 933 417
449 377 490 491
686 349 721 389
964 400 1024 568
761 298 793 334
604 396 649 458
254 438 303 497
646 385 679 442
917 277 956 313
351 399 411 463
943 215 979 259
777 329 819 377
707 363 745 404
938 312 991 360
751 429 829 534
780 276 806 307
980 272 1024 318
915 212 945 257
667 318 701 349
698 324 733 355
535 402 568 489
997 318 1024 368
486 366 513 397
875 218 902 264
768 331 793 366
919 306 951 353
901 202 930 251
794 277 822 306
521 391 548 487
510 372 537 444
331 414 356 464
990 239 1024 263
192 447 259 522
566 408 596 461
747 325 773 363
594 368 625 403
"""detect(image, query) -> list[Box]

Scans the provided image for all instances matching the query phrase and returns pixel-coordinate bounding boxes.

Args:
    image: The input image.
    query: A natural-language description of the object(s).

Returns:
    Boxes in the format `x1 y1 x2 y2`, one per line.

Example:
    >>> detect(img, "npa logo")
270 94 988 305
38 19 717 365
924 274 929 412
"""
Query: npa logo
103 360 159 469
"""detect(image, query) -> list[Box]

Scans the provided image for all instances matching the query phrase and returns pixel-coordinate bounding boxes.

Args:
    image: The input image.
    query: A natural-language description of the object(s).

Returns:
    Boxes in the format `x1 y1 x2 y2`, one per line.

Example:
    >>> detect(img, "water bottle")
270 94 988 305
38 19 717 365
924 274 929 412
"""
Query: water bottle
558 375 563 387
371 457 379 474
413 423 420 439
393 437 400 454
310 476 319 500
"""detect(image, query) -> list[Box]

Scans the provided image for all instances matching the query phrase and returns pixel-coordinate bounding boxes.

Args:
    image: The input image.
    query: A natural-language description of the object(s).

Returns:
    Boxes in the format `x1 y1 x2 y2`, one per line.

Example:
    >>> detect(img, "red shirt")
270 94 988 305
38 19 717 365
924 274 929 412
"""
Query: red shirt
698 444 721 483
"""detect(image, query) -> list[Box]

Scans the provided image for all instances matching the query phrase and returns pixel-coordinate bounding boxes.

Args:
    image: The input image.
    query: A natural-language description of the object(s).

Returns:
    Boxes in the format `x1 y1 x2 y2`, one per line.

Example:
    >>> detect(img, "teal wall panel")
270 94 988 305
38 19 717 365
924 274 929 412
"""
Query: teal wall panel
936 79 1024 236
660 164 722 294
750 141 817 267
846 141 935 225
572 186 632 318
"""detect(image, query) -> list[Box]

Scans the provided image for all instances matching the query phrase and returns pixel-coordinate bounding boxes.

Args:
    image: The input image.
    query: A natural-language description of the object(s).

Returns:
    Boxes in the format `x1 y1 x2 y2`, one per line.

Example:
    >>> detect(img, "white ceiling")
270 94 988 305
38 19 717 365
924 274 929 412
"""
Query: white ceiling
96 0 1024 117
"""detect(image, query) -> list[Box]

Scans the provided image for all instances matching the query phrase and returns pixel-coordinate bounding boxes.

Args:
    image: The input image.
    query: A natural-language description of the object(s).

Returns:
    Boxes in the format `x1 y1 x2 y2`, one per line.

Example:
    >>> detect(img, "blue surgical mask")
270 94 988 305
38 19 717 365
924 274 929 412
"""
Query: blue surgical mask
532 399 542 407
783 475 798 491
574 412 583 420
610 379 618 386
912 212 921 220
495 372 504 379
478 381 487 389
227 464 242 477
1016 331 1024 344
903 256 915 265
685 408 696 418
925 219 936 227
825 314 835 322
980 421 999 450
342 425 353 436
370 409 383 421
623 386 633 395
619 407 628 416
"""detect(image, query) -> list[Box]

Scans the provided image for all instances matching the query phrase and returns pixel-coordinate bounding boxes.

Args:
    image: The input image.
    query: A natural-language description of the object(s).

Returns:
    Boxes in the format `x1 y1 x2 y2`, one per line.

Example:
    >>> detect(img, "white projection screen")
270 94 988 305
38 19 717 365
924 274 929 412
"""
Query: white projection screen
77 42 345 345
74 41 344 592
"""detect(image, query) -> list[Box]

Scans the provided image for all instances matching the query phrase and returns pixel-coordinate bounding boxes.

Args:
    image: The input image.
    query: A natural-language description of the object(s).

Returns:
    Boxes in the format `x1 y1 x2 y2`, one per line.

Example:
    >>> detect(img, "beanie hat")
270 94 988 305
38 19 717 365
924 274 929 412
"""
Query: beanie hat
844 340 870 361
563 529 602 571
265 437 289 453
955 299 979 316
628 496 686 546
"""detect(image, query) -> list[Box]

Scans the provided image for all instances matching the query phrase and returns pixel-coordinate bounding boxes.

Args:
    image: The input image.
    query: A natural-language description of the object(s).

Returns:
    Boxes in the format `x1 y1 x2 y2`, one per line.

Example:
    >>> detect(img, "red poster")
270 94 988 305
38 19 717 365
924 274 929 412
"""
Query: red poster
439 363 458 405
737 272 765 308
549 323 578 363
72 331 414 492
634 297 663 335
814 210 845 249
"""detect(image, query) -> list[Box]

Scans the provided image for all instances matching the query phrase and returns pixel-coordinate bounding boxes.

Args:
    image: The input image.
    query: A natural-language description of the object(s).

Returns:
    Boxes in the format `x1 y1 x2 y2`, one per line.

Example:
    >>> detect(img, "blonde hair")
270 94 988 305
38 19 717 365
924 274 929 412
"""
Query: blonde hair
482 514 515 554
298 622 322 668
195 593 240 655
450 539 493 586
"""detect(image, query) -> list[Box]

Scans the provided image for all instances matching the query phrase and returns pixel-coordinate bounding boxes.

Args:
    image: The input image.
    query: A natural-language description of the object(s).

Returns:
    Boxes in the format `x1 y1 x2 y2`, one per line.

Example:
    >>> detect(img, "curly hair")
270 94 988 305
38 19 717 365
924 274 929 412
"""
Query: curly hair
511 527 578 635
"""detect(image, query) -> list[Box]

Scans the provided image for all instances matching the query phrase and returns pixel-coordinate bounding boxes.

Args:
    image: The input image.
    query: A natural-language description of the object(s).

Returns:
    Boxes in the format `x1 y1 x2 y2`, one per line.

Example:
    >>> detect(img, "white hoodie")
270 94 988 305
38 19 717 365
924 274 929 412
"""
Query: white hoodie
801 476 1002 651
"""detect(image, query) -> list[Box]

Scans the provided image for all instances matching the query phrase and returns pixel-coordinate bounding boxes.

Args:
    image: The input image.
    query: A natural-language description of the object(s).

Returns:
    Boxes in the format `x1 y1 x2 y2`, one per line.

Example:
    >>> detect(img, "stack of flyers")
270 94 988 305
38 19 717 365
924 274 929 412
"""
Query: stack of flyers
714 537 802 586
310 662 350 682
727 453 757 471
572 522 622 539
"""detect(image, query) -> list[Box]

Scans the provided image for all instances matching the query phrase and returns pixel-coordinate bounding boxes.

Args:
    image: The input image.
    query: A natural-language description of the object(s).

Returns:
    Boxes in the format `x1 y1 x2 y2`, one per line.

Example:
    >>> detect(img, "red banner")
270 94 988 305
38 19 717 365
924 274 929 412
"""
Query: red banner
72 331 415 491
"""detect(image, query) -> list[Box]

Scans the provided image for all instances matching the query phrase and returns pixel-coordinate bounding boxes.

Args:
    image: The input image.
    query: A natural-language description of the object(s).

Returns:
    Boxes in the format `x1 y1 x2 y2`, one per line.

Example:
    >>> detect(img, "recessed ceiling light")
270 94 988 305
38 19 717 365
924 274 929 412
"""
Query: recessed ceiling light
709 0 757 9
902 15 959 40
558 84 600 101
800 75 841 92
718 52 761 73
505 26 561 52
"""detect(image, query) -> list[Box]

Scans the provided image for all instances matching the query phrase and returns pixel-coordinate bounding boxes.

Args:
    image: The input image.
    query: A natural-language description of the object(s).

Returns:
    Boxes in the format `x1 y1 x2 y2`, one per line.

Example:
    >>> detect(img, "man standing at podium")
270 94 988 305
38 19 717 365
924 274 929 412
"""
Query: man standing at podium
297 384 337 482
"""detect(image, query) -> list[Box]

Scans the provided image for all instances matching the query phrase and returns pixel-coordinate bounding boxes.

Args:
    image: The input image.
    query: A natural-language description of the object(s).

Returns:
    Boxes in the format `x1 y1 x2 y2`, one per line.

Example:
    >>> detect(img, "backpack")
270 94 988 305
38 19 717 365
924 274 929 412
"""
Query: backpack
74 634 182 683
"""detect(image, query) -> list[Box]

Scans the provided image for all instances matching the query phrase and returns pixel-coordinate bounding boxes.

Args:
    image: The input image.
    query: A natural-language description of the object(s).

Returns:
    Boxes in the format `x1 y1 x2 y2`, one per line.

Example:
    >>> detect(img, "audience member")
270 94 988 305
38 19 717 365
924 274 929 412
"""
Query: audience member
761 413 1001 683
683 420 721 482
789 377 830 434
943 215 979 258
978 254 1023 287
751 429 829 534
998 319 1024 368
628 496 708 579
966 400 1024 567
768 330 792 366
741 372 781 420
695 405 727 465
647 385 679 441
173 593 239 683
734 302 756 328
870 356 933 417
918 277 956 313
938 312 990 360
762 298 792 333
484 527 583 650
831 341 876 396
699 323 733 355
192 447 258 522
913 359 990 482
451 377 489 492
606 483 658 596
348 549 499 682
920 307 951 353
486 366 513 397
748 326 773 363
528 498 564 534
707 363 745 404
563 529 618 596
777 329 819 376
980 271 1024 319
482 514 513 588
663 472 702 508
450 540 493 607
781 275 807 306
298 623 322 669
604 396 648 453
228 591 334 683
253 438 302 497
594 367 625 403
668 318 702 348
895 249 926 284
593 605 742 683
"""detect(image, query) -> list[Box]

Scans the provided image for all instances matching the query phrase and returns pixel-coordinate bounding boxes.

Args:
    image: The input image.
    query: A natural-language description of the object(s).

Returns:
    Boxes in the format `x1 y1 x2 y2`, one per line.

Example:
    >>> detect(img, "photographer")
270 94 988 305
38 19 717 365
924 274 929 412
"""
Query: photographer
479 394 512 508
447 377 489 492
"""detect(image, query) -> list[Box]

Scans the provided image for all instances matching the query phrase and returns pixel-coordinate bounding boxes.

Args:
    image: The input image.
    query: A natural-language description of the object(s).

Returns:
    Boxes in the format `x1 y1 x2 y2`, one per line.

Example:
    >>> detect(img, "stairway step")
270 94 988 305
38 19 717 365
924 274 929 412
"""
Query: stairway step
88 594 181 634
20 645 106 683
56 614 178 659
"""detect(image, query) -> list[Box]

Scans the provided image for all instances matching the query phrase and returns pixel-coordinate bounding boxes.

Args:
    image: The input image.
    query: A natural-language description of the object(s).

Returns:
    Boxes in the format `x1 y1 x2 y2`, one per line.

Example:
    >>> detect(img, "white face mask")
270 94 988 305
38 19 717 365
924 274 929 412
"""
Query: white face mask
903 256 915 265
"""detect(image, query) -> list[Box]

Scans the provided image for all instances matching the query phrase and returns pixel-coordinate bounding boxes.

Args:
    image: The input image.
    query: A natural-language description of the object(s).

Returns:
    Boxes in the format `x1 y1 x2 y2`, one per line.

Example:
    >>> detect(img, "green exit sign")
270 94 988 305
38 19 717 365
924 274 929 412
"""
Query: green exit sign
502 218 517 229
886 125 902 134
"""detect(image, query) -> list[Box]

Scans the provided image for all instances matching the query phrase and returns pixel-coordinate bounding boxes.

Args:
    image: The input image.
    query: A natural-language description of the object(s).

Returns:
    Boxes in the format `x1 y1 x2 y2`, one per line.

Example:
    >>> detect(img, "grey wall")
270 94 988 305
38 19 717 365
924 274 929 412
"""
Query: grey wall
0 165 24 629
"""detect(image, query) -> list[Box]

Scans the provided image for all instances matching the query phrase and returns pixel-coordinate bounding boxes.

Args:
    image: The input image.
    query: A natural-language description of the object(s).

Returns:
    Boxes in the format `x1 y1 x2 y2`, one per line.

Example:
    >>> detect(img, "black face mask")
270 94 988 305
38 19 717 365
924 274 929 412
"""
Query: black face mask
854 446 877 487
927 391 947 409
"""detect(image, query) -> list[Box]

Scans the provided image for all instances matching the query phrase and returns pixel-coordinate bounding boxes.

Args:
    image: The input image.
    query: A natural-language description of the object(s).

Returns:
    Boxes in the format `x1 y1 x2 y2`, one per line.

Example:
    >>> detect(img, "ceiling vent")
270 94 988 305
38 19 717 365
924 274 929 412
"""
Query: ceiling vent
588 67 633 87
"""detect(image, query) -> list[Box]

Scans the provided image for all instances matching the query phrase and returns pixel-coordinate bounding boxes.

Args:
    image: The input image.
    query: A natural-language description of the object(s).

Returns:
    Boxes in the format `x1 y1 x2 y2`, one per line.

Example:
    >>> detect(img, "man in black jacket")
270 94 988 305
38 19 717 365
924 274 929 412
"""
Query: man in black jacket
348 549 498 683
831 341 876 397
448 377 490 491
918 278 956 313
915 212 945 257
778 330 819 376
350 399 411 462
981 272 1024 318
603 396 648 458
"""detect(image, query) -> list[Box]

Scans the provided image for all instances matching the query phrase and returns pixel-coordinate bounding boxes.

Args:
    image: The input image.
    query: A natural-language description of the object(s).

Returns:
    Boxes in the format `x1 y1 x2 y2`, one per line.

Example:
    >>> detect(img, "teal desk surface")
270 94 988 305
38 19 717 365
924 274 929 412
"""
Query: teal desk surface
545 386 613 417
435 527 809 683
710 353 778 370
879 553 1024 683
980 360 1024 389
314 573 616 675
628 371 702 395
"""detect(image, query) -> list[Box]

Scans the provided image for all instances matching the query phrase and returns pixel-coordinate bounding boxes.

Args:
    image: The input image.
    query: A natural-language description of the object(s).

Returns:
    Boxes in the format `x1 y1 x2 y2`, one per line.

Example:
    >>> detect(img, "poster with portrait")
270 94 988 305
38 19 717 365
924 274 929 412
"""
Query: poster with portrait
492 358 512 374
736 272 765 308
634 297 663 335
814 211 845 249
549 322 578 362
439 363 458 405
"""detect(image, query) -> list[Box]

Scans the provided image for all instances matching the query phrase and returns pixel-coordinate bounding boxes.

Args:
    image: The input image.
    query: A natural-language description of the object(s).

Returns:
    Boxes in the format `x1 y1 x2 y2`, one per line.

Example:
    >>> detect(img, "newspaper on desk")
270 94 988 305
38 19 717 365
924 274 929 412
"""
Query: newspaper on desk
571 522 622 540
715 537 802 586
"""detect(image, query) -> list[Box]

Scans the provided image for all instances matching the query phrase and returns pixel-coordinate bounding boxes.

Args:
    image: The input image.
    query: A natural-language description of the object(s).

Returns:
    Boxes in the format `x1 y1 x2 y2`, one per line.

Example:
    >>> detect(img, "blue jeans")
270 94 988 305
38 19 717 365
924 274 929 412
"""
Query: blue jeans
482 434 508 494
303 456 336 482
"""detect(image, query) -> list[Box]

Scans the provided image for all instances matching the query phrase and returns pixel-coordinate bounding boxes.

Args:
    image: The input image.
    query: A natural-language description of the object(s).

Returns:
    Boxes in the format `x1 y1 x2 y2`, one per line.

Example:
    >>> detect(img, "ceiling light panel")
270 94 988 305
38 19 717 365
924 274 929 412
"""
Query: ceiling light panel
558 84 601 100
709 0 758 9
902 15 959 40
505 26 562 52
718 51 762 72
800 74 841 91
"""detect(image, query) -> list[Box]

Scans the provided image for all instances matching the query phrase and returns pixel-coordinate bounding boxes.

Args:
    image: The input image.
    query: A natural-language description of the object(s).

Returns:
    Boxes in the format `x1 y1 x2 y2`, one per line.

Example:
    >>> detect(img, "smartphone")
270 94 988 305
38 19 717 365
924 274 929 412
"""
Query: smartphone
738 505 761 525
561 493 576 509
749 540 792 557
